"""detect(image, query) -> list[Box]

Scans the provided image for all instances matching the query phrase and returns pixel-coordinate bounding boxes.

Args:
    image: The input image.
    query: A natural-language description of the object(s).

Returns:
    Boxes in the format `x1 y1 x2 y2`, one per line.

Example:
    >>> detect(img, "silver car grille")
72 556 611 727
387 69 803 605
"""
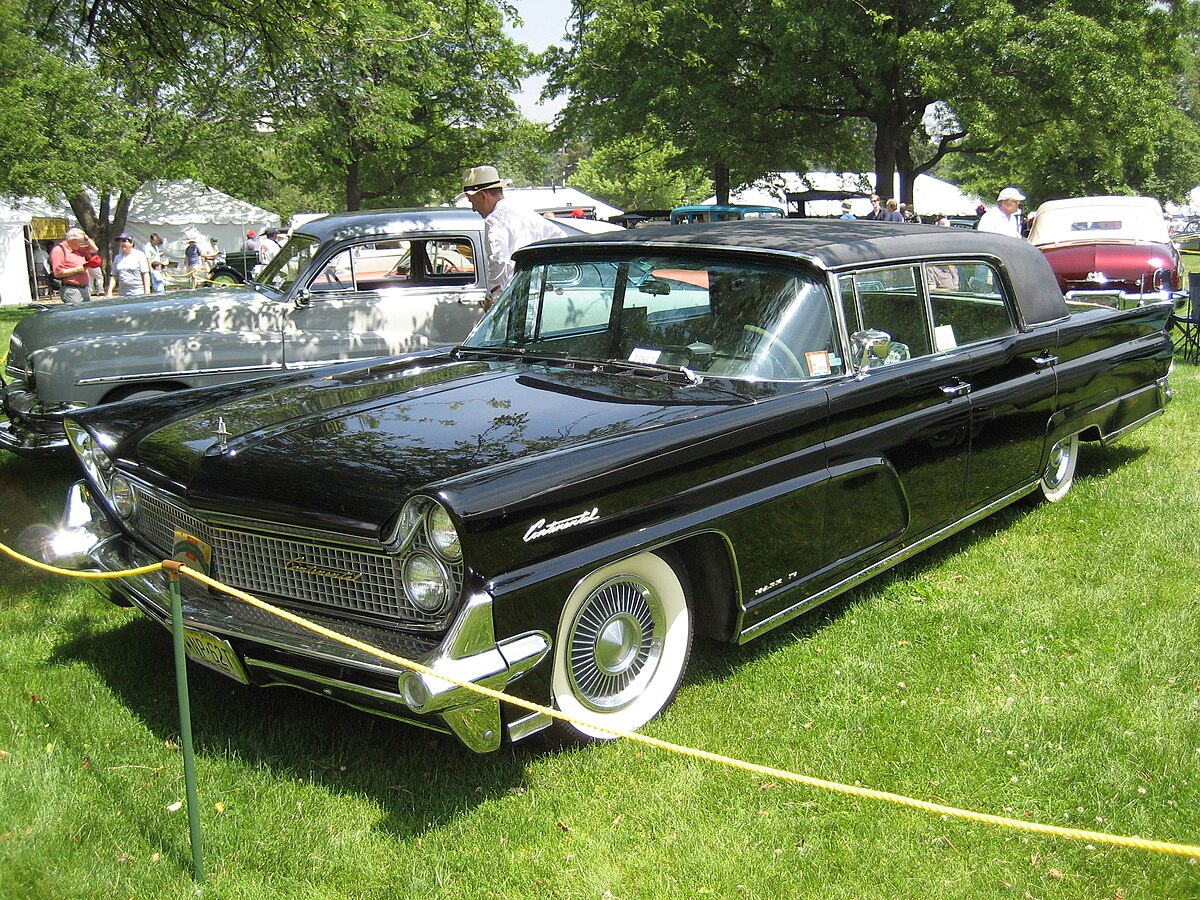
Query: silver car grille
129 483 451 627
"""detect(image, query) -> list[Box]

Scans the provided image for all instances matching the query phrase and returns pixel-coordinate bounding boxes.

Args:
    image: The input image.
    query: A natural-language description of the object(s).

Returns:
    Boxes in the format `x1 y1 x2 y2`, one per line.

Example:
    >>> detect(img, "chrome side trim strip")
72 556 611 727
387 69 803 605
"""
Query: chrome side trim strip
739 482 1039 643
76 363 284 387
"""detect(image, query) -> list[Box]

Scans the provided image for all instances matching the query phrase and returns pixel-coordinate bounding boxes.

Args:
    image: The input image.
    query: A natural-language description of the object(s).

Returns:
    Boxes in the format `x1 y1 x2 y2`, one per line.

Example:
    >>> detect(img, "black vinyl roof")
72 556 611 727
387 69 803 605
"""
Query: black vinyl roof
517 219 1070 327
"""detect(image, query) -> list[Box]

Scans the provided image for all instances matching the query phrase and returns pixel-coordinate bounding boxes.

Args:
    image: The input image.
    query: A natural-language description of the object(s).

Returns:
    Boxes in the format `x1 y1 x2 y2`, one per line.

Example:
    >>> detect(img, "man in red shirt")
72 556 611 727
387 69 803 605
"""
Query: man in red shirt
50 228 102 303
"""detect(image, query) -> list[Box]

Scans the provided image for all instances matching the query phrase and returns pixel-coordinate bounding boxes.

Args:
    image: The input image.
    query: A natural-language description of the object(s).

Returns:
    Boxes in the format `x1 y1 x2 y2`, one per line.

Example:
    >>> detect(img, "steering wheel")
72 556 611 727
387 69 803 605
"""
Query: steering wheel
743 325 806 377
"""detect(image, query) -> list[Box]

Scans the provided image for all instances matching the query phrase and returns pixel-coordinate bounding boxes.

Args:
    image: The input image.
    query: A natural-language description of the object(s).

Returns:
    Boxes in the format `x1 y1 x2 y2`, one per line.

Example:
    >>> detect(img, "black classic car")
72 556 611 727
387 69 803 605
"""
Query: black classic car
48 221 1174 751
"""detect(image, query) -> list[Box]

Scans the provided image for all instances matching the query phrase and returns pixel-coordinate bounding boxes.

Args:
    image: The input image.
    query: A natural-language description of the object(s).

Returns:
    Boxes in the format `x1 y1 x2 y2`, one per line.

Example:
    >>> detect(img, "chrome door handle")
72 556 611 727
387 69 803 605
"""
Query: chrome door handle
1033 352 1058 368
940 379 971 398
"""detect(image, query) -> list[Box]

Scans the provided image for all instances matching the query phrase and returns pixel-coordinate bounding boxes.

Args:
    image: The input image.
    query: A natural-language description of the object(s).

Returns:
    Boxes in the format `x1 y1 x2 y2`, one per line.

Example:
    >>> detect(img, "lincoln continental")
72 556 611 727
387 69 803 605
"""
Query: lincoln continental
47 221 1174 751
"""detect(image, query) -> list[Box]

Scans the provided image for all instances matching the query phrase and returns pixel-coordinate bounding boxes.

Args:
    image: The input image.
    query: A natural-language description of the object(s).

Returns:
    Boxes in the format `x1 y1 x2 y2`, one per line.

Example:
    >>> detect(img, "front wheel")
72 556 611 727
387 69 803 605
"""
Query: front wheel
1039 434 1079 502
549 551 692 742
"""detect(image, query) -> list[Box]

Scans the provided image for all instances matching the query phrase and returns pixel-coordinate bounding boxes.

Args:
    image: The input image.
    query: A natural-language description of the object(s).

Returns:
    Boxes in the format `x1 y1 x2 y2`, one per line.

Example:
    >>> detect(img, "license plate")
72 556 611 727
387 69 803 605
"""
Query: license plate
182 629 248 683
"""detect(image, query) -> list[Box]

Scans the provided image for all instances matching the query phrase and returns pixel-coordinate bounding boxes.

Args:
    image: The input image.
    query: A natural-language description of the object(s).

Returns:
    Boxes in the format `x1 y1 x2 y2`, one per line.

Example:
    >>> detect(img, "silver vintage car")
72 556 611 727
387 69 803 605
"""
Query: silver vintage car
1 208 614 456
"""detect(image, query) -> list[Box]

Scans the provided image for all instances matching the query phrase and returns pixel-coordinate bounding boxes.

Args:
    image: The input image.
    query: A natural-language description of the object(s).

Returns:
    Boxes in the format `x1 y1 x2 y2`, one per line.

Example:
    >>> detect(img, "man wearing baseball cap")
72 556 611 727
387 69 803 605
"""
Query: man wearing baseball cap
463 165 561 307
49 227 102 303
977 187 1026 238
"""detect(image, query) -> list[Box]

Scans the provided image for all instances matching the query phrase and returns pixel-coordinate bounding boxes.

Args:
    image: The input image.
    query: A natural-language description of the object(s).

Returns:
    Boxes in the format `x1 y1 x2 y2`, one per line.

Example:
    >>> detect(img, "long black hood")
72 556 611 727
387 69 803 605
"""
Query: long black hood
96 354 755 536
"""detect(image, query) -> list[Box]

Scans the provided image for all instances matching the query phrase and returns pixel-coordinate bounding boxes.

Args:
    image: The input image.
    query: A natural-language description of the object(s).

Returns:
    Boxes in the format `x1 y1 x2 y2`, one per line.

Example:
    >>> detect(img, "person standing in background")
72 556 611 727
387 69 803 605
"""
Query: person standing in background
50 227 101 303
462 165 561 307
977 188 1025 238
143 232 167 293
107 233 150 297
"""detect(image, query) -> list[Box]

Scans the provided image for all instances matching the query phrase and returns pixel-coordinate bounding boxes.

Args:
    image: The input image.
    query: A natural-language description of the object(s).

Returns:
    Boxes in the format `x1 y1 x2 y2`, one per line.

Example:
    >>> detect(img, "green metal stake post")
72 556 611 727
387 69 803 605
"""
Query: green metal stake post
165 560 206 884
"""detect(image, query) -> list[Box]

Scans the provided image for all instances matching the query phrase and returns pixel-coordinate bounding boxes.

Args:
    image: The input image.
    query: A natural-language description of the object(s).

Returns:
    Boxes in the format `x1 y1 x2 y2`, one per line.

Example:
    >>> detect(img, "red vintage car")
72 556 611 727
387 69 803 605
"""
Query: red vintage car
1027 196 1183 307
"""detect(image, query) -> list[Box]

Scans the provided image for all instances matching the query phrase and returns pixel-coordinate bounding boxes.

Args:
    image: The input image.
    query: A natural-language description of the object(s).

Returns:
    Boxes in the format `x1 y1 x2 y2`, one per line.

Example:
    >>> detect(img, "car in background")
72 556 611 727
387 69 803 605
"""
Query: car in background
670 204 785 224
208 249 259 285
1027 196 1183 307
0 208 617 457
50 220 1173 751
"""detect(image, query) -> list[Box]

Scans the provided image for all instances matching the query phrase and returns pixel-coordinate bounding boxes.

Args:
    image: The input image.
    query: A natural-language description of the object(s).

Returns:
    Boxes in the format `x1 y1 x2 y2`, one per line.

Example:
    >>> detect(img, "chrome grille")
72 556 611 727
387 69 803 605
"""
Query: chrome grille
129 482 450 626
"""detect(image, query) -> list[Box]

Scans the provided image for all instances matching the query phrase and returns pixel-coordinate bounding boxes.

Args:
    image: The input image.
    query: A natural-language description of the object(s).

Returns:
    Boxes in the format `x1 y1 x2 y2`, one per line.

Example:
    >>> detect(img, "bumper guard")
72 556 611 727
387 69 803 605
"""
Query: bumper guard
50 481 552 752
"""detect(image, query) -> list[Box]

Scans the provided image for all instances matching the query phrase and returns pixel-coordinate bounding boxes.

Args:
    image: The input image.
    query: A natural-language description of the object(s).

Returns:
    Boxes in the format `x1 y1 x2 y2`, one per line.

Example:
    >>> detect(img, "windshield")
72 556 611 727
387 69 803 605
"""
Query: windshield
463 253 844 381
256 234 320 293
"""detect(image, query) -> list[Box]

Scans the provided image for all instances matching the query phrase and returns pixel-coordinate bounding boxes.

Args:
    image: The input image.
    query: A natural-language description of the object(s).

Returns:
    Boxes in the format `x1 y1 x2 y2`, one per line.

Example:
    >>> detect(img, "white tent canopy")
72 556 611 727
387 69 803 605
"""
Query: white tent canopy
0 199 34 305
119 179 281 263
705 171 983 219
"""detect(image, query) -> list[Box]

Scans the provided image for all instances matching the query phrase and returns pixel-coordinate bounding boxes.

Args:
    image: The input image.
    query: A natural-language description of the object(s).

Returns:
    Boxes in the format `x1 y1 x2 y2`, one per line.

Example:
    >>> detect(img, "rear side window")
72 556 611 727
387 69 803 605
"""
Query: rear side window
923 260 1016 350
840 260 1017 365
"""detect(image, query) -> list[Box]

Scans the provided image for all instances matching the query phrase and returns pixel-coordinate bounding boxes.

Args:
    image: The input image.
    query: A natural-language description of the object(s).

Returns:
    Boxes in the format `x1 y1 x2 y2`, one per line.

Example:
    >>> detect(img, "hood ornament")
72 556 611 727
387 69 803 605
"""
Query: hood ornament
213 417 229 453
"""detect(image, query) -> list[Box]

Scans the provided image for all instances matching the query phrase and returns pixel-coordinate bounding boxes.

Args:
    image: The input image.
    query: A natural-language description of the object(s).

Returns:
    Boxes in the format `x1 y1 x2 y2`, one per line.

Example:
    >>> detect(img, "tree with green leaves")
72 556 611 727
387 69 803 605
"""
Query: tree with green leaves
569 131 711 209
546 0 1200 207
268 0 530 210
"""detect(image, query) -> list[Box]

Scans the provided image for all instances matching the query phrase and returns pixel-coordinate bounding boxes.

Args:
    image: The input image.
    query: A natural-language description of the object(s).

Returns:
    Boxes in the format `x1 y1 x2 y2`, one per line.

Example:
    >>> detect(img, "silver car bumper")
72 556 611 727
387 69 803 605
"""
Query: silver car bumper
1062 288 1188 310
49 481 552 752
0 385 75 456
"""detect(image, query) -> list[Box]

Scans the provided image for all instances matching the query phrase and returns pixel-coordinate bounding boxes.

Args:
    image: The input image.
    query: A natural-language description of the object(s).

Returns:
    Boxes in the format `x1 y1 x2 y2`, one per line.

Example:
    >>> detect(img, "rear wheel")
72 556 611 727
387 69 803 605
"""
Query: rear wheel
101 386 173 404
1039 434 1079 502
549 552 692 742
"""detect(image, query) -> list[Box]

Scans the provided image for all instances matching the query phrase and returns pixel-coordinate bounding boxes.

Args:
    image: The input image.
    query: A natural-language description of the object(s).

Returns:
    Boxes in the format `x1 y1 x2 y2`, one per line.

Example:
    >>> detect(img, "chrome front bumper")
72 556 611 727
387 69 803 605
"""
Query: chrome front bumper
0 385 74 456
50 481 552 752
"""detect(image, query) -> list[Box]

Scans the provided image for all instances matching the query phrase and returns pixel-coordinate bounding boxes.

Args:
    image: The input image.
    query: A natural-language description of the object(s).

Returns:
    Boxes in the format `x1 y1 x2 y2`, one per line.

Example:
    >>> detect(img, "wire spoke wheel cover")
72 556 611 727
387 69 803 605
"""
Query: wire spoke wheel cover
552 552 692 740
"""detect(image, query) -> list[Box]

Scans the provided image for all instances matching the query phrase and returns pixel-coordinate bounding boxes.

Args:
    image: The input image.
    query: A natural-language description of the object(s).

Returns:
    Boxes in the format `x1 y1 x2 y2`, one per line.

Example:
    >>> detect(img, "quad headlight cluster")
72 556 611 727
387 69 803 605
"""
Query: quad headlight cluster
64 420 136 521
389 496 464 616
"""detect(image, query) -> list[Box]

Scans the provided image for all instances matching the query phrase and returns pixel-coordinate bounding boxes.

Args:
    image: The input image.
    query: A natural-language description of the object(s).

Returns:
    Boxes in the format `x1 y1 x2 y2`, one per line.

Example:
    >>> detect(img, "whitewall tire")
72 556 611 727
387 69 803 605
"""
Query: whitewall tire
550 551 692 741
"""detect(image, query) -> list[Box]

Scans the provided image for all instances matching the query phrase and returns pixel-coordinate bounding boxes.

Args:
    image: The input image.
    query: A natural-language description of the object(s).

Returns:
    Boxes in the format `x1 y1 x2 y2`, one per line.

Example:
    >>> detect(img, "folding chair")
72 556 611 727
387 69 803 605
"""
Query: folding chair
1173 276 1200 364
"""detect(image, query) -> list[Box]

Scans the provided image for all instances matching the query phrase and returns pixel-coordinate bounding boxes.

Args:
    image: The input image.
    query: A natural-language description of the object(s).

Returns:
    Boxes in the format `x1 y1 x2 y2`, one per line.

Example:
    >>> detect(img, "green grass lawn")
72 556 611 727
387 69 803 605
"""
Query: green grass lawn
0 304 1197 898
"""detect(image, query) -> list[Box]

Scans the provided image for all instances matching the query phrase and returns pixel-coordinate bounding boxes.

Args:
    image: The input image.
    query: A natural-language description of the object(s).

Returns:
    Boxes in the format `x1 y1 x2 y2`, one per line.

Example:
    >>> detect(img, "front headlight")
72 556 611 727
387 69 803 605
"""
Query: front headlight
402 552 451 613
426 505 462 562
110 475 136 519
389 495 464 619
65 420 104 484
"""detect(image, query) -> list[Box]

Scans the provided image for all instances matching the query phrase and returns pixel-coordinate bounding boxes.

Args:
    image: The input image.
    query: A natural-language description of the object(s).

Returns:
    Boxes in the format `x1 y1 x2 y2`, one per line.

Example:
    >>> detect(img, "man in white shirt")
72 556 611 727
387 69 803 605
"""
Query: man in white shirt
977 187 1025 238
258 227 283 267
463 165 561 307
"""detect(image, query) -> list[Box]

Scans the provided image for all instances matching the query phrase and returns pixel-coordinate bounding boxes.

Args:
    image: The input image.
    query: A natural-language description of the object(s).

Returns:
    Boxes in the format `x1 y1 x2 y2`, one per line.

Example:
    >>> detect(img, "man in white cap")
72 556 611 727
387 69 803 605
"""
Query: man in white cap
463 165 561 307
977 187 1026 238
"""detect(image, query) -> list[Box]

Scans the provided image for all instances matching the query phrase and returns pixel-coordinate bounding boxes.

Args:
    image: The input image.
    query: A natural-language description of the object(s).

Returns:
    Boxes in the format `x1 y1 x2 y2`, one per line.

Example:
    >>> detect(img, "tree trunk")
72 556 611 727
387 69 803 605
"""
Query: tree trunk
68 191 133 280
714 162 730 205
345 159 361 211
872 110 900 204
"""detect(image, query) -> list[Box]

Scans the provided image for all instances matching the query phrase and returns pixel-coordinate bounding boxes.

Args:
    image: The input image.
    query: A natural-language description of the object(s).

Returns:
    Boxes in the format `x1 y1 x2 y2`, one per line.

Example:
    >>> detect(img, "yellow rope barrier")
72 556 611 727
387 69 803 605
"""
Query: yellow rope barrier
3 538 1197 859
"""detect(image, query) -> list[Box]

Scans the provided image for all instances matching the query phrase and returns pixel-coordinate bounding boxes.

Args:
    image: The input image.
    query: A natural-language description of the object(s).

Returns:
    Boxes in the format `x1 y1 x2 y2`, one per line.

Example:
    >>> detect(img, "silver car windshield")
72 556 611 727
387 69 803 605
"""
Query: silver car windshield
256 235 320 294
463 254 844 381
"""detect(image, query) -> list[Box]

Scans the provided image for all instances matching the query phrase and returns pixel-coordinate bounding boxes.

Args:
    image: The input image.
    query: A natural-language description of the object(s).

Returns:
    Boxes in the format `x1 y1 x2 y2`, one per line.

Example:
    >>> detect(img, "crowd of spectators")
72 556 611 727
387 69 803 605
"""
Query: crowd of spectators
34 226 282 301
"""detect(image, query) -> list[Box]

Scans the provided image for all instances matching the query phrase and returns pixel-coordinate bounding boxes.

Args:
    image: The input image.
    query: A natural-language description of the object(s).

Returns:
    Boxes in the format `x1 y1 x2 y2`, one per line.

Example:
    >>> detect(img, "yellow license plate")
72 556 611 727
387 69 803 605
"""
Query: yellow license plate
182 629 248 683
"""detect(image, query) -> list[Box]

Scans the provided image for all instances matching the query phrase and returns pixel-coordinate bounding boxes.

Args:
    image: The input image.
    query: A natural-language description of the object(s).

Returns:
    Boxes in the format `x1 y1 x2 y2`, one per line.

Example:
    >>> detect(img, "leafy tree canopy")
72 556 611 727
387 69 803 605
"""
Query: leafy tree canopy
545 0 1200 208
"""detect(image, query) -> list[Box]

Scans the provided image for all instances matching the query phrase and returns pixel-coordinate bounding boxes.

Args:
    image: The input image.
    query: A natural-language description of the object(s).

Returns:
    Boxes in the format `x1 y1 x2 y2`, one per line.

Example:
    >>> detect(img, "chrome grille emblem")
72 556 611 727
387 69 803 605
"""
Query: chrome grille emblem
284 556 364 582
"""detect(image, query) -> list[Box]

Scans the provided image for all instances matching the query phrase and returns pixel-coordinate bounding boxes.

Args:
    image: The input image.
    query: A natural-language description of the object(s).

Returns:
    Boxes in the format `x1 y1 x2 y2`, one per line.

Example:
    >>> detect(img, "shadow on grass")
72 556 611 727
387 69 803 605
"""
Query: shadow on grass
50 612 533 837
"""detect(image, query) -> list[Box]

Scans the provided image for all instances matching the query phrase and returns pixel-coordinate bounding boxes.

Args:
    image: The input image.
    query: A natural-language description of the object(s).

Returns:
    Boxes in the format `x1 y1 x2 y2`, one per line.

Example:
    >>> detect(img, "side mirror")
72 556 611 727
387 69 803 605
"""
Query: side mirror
293 288 312 308
851 329 893 375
